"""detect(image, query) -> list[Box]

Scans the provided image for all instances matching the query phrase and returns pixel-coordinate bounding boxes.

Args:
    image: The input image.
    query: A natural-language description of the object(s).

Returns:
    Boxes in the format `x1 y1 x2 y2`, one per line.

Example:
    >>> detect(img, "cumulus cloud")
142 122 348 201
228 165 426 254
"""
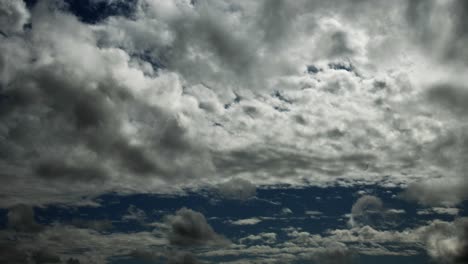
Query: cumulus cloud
165 208 229 247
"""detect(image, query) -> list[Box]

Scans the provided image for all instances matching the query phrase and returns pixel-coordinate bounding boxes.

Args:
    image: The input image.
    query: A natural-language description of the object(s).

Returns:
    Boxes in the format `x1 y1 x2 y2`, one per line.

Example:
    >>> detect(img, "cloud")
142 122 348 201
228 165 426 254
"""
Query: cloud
216 178 256 201
0 243 29 264
167 251 200 264
349 195 405 229
417 207 459 216
303 243 356 264
7 204 43 233
229 218 262 226
239 232 277 245
0 0 29 35
32 250 61 264
122 205 147 222
0 0 466 217
420 218 468 264
165 208 229 247
349 195 384 228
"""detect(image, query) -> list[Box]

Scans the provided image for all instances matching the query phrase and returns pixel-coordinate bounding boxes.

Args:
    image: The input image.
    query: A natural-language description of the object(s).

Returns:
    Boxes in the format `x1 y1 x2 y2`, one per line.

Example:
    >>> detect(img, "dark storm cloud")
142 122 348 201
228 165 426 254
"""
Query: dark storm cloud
165 208 228 247
7 204 43 233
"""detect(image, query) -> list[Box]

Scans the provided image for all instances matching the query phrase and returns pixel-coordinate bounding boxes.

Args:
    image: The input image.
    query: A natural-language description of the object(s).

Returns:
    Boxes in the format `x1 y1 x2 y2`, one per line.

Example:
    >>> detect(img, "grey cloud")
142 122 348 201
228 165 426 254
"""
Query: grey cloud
0 0 30 35
122 205 147 222
35 160 109 183
167 252 200 264
70 219 113 231
399 83 468 206
350 195 407 230
401 180 468 207
0 0 467 217
214 147 376 181
166 208 228 247
421 218 468 264
305 245 356 264
217 178 256 201
350 195 384 228
405 0 468 64
32 251 61 264
427 83 468 115
0 0 218 206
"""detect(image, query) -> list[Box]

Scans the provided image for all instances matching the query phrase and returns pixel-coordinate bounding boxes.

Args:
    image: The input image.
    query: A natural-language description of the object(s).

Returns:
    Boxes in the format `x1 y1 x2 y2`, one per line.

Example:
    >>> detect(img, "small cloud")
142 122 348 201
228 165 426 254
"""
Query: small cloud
239 232 277 244
216 178 256 201
305 210 324 219
122 205 147 222
417 207 459 216
387 209 406 214
165 208 229 247
229 218 262 226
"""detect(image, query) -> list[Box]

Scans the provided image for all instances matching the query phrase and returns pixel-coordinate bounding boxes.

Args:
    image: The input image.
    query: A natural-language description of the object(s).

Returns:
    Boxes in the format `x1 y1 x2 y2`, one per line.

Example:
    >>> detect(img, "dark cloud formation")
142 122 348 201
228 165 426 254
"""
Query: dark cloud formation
165 208 228 247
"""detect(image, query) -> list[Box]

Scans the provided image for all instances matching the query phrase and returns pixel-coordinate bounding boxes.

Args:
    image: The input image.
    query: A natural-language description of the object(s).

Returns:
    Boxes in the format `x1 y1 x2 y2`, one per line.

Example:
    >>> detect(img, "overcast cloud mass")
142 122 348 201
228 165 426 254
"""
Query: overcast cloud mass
1 0 468 263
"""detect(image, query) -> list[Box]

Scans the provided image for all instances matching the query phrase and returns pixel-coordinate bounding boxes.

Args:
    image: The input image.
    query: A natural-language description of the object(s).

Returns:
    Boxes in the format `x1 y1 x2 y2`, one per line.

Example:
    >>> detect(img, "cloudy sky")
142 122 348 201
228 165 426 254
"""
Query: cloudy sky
1 0 468 263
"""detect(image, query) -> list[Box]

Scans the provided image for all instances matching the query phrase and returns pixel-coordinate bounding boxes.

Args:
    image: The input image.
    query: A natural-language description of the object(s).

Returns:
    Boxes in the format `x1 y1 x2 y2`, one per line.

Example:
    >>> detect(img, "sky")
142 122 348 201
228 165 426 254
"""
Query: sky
0 0 468 263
